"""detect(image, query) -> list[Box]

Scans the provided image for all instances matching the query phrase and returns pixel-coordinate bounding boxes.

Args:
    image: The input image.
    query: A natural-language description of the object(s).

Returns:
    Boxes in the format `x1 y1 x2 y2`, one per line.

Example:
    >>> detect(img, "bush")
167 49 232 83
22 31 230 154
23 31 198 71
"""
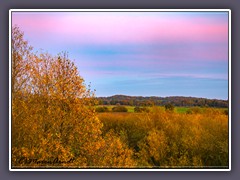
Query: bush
95 106 109 112
164 103 174 112
112 106 128 112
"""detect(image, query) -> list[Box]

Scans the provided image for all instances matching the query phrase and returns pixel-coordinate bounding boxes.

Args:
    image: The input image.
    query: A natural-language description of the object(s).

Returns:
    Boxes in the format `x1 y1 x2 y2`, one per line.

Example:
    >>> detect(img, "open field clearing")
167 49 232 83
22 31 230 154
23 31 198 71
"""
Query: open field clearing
96 105 228 114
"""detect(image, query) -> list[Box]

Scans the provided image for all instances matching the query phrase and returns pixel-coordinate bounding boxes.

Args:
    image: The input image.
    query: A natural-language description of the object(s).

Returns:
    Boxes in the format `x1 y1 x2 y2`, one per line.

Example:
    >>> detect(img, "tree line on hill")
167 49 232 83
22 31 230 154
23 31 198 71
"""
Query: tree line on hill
97 95 228 108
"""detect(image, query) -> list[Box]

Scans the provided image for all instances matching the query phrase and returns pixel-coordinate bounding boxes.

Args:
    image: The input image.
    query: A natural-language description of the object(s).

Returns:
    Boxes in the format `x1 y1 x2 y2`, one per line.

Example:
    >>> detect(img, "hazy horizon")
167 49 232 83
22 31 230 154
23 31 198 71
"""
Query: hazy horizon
12 11 229 100
95 93 228 101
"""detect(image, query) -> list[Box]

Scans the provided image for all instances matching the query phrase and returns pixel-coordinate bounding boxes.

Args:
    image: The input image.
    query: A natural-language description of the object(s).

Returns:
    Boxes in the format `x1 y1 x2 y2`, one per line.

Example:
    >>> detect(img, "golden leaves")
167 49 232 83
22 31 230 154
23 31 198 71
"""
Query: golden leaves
99 108 228 168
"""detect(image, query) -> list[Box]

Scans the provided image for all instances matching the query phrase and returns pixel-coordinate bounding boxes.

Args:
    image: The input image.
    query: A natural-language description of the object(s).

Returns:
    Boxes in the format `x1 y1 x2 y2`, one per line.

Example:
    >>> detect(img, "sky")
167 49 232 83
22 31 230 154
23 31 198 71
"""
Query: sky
12 11 229 99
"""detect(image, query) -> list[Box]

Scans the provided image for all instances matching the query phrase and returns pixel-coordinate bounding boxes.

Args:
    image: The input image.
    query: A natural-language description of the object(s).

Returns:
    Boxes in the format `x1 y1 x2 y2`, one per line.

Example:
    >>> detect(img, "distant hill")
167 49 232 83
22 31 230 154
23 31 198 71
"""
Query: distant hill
96 95 228 108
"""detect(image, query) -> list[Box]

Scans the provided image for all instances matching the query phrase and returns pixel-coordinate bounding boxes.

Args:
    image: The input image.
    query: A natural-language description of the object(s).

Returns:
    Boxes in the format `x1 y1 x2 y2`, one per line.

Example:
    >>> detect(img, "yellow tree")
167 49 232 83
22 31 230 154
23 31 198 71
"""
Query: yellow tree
11 26 34 162
12 50 102 167
11 26 33 97
12 26 136 168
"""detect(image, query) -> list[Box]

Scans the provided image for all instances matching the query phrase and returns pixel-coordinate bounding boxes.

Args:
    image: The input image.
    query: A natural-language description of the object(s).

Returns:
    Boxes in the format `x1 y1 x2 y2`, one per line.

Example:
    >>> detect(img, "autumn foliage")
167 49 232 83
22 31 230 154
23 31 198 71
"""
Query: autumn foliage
11 26 135 168
11 26 228 169
99 107 228 168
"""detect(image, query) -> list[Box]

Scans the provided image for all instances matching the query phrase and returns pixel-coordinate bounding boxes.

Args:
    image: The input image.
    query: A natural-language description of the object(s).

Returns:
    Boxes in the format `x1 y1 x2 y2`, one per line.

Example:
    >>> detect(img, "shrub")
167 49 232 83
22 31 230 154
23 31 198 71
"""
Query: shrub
164 103 174 112
95 106 109 112
112 106 128 112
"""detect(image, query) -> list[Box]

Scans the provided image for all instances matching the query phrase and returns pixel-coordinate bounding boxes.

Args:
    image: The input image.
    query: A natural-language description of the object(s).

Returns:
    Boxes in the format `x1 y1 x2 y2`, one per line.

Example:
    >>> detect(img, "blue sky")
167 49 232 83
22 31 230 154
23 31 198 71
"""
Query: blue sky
12 11 229 99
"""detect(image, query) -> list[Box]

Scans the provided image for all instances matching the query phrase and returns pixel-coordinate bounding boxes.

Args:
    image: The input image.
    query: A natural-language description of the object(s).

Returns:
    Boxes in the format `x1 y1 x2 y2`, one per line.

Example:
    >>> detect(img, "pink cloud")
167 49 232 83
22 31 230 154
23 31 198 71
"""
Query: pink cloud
12 12 228 45
147 72 228 80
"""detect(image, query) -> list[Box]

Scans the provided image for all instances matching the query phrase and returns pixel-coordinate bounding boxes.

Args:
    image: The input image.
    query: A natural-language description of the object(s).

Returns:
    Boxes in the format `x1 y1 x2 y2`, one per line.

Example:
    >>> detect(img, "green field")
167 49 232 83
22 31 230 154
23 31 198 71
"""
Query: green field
95 105 227 114
175 107 189 113
96 105 135 112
